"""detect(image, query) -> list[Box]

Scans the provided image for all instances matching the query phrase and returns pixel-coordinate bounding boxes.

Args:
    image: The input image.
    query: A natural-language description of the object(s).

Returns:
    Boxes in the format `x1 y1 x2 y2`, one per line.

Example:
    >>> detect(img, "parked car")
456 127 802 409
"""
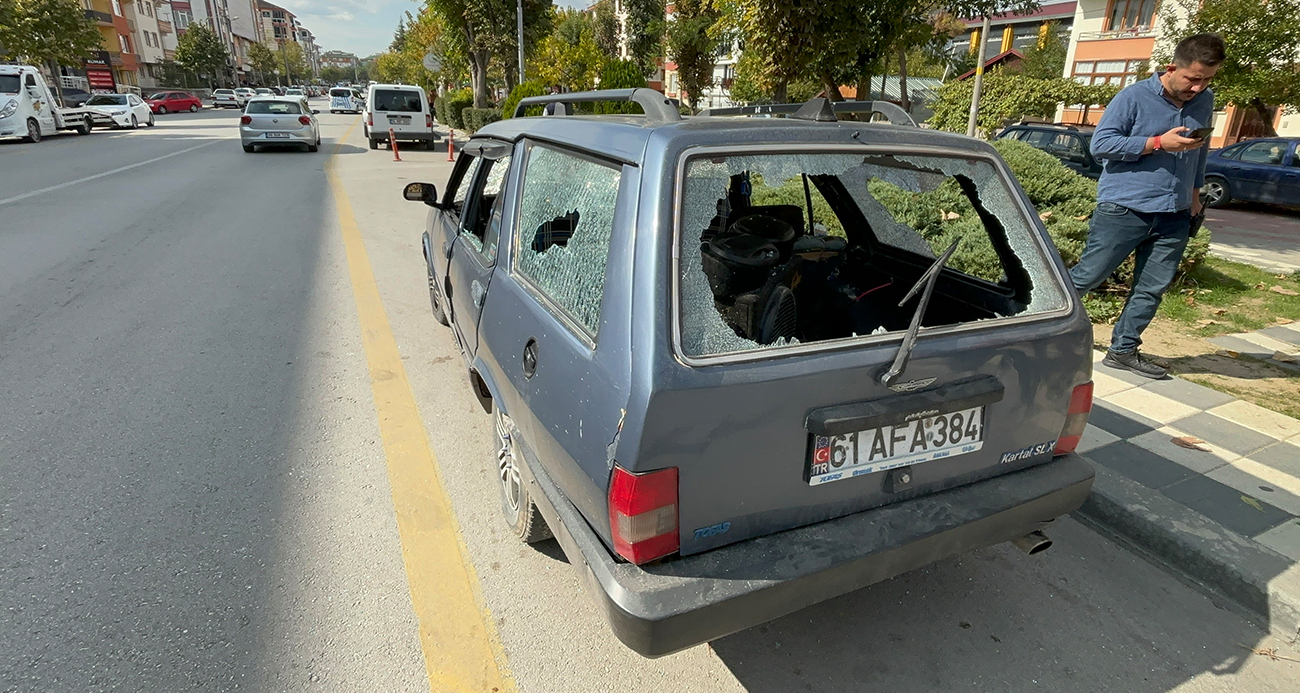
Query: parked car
365 83 435 150
285 87 306 100
212 89 245 109
235 87 257 103
400 89 1095 657
255 88 275 98
1203 137 1300 207
58 87 92 108
239 96 320 152
85 92 154 129
994 123 1102 179
146 90 202 114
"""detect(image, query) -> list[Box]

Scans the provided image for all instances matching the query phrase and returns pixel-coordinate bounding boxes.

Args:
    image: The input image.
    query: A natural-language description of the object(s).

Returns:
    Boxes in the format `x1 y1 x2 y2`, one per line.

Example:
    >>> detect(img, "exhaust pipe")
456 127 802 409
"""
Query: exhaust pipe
1010 530 1052 555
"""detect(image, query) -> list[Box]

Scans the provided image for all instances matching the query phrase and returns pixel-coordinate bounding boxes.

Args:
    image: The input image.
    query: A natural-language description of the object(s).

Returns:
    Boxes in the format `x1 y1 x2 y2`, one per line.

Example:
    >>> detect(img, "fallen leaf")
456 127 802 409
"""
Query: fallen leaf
1074 214 1089 221
943 210 961 221
1195 319 1218 327
1172 436 1211 451
1269 285 1299 296
1038 211 1053 221
1254 282 1267 290
1184 294 1196 306
1198 289 1211 294
1215 349 1240 358
1274 351 1300 364
1214 308 1227 315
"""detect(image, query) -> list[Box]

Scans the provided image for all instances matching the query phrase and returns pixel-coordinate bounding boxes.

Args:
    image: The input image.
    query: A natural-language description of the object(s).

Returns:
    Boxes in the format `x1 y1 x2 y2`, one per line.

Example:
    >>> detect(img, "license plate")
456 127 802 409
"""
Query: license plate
265 132 290 138
388 116 410 124
808 406 985 486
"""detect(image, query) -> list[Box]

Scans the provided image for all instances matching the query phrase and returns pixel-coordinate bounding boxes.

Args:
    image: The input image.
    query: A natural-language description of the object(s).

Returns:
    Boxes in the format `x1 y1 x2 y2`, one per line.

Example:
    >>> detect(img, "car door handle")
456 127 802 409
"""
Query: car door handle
471 280 486 308
1230 165 1241 170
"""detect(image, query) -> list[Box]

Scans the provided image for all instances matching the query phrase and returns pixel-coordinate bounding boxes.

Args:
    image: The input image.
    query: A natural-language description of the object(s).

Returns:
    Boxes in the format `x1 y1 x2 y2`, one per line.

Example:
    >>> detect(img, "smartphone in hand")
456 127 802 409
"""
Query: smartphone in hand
1186 126 1214 141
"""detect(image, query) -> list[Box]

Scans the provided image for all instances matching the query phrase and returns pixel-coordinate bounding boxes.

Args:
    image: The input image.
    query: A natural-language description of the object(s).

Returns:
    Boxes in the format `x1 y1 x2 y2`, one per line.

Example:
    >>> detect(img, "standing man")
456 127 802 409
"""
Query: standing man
1072 33 1225 379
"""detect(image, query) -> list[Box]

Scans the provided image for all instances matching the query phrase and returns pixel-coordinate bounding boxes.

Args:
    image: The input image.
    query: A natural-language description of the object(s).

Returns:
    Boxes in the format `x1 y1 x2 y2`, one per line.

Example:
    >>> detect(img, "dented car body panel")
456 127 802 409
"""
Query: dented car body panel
416 102 1095 656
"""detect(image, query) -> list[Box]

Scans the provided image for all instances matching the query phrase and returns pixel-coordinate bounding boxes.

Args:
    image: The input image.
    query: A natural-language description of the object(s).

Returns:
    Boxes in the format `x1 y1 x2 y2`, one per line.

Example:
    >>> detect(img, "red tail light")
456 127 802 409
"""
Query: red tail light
368 113 373 126
239 115 251 125
1054 382 1094 455
608 465 679 564
426 113 433 128
298 115 312 125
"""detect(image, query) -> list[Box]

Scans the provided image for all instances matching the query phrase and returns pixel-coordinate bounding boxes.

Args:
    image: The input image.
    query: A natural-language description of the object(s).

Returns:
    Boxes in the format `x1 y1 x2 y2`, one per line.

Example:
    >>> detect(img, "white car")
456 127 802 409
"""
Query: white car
85 93 154 129
213 89 245 108
284 88 305 99
234 87 257 103
240 96 320 152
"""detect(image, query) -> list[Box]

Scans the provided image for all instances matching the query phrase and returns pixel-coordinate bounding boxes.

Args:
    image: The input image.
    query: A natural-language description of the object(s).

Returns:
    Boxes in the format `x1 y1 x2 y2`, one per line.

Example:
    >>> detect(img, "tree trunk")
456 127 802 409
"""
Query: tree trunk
1251 98 1278 137
46 61 67 108
858 73 871 102
469 50 492 108
774 79 788 104
821 72 843 102
898 46 910 114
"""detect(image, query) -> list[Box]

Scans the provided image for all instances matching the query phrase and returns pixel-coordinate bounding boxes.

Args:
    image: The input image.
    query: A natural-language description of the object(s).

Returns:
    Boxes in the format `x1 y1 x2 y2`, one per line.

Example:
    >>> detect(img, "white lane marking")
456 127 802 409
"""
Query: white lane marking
0 140 219 207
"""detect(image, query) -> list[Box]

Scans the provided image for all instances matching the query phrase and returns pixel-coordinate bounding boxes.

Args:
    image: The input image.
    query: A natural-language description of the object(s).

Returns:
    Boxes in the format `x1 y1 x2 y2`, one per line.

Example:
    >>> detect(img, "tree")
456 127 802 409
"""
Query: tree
247 42 279 85
623 0 664 77
928 70 1117 134
427 0 553 108
174 23 230 88
531 8 604 91
0 0 103 105
1157 0 1300 137
591 0 619 59
1019 21 1067 79
280 40 308 84
664 0 721 112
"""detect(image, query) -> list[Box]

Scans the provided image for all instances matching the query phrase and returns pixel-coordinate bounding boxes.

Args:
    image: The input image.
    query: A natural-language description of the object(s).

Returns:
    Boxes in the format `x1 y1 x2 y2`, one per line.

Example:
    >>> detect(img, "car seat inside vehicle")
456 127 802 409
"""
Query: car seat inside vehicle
679 153 1069 358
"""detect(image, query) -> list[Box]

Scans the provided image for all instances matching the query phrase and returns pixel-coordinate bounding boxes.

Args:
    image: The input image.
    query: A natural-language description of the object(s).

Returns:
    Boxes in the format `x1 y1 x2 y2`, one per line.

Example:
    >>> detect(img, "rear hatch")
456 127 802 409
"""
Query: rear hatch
330 88 353 108
244 100 306 130
371 87 426 134
636 146 1092 557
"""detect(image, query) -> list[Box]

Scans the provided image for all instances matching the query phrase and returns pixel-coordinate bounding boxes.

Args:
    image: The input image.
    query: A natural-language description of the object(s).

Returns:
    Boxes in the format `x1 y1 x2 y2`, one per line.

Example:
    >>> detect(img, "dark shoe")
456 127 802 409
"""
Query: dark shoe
1103 350 1168 379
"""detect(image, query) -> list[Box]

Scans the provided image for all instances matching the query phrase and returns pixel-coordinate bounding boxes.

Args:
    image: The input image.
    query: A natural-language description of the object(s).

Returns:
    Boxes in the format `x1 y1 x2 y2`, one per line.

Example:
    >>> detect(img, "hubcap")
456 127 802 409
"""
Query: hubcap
496 413 522 514
1205 181 1224 204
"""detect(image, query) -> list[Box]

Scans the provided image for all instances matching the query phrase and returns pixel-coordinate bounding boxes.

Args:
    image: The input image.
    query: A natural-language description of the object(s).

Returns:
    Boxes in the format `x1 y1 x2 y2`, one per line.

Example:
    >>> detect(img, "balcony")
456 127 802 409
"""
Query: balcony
85 9 113 24
157 19 172 34
1079 26 1157 41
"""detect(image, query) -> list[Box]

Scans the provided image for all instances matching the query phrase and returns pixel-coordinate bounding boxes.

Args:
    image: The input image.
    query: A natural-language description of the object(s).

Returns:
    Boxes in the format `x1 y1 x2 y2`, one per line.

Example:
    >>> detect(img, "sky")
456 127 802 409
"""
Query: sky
285 0 592 59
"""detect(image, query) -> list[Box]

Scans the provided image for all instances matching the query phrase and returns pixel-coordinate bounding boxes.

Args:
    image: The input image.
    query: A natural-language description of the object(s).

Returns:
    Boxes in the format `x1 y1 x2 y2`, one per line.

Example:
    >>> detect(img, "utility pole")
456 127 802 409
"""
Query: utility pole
516 0 525 84
966 15 990 138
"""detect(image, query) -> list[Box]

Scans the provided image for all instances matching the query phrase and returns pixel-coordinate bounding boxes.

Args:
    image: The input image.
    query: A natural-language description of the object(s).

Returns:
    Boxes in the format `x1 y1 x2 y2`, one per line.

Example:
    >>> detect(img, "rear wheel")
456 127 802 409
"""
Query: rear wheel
1204 176 1231 208
307 142 318 153
494 410 552 544
75 117 92 136
243 144 255 153
24 118 41 143
368 138 378 150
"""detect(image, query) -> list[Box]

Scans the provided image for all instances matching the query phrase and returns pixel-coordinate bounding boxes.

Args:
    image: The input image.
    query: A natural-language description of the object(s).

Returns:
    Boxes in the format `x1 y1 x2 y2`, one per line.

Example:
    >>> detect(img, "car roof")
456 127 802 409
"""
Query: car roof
476 113 996 165
247 96 302 103
370 84 422 91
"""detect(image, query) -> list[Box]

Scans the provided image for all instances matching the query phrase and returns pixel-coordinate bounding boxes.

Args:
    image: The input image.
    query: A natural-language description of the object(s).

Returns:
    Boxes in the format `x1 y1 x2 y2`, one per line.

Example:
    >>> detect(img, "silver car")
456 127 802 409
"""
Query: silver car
212 89 245 109
239 97 320 153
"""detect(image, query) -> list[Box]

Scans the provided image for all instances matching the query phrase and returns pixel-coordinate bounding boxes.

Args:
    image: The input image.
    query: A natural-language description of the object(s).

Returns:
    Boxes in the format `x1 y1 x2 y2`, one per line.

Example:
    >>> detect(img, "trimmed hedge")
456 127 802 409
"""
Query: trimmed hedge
434 89 473 130
462 107 502 133
503 81 547 118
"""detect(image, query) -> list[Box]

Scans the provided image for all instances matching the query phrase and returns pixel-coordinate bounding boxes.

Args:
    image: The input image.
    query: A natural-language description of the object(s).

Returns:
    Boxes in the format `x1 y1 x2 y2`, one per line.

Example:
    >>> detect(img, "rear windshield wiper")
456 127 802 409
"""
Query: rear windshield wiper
877 239 960 388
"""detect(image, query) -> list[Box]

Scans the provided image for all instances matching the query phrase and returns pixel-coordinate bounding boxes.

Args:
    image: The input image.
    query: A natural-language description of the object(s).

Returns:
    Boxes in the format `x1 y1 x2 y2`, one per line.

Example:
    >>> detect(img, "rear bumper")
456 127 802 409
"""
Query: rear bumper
371 130 437 142
524 448 1094 658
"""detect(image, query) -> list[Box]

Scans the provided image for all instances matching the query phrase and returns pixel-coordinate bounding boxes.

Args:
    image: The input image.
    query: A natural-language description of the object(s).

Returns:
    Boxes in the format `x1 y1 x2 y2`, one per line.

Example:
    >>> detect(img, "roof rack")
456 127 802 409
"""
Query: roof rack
697 98 916 127
514 88 683 125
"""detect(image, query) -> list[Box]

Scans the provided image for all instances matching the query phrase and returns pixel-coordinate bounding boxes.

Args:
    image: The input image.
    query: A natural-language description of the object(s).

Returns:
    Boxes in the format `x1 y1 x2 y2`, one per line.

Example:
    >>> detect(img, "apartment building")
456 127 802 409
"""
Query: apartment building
296 27 321 77
951 1 1077 61
155 1 178 59
126 0 167 89
1060 0 1300 146
230 0 264 82
258 1 298 46
74 0 141 91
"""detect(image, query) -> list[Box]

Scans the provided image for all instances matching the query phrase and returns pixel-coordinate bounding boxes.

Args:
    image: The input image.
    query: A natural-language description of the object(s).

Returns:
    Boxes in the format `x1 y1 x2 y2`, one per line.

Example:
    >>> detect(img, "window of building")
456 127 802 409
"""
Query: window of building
111 0 122 14
1106 0 1158 31
176 10 190 28
1072 59 1147 87
119 34 130 53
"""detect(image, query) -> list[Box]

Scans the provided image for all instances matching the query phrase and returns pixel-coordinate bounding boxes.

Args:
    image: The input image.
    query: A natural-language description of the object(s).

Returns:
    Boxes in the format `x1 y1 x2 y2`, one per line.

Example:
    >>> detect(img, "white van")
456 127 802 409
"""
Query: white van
329 87 361 114
0 65 96 142
365 84 437 150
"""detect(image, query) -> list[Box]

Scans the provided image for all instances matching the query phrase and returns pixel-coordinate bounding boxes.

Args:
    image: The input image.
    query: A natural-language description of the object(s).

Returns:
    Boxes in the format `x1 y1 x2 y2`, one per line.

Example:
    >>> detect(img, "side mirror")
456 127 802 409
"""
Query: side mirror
311 109 320 114
403 182 439 207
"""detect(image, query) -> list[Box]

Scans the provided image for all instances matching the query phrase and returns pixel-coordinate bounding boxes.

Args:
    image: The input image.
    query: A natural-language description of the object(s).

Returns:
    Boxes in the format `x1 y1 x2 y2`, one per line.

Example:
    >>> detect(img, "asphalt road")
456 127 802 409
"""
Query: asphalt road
2 107 1298 692
1206 204 1300 274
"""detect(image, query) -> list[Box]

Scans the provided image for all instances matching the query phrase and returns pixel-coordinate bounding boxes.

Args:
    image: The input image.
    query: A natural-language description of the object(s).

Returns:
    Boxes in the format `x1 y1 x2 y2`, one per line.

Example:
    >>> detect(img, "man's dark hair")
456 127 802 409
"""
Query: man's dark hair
1173 33 1226 68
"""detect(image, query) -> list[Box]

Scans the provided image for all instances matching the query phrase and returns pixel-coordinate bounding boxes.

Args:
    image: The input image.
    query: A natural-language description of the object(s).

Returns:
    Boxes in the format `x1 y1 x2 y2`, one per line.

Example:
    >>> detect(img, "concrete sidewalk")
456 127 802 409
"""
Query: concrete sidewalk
1075 349 1300 637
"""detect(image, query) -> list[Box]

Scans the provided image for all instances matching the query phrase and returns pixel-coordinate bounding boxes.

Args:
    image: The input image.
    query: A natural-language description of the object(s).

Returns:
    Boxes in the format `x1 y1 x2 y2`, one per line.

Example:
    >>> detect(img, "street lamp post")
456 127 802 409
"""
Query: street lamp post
966 15 991 138
516 0 525 84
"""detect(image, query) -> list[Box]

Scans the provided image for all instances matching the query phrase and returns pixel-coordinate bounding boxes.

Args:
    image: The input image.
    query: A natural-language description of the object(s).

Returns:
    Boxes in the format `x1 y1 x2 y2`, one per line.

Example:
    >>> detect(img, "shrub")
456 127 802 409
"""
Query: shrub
441 88 473 131
462 107 503 133
433 95 447 126
503 81 547 118
594 59 646 114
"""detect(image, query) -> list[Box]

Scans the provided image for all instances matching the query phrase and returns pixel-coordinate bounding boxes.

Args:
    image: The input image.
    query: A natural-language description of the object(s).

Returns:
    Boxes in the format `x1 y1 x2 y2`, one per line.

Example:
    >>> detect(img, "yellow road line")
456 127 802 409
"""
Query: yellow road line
325 118 516 693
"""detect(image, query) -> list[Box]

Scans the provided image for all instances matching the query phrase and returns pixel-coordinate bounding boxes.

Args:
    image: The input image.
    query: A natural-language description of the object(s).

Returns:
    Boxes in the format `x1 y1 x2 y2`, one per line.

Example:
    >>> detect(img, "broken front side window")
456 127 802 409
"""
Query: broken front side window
679 151 1067 357
514 144 621 335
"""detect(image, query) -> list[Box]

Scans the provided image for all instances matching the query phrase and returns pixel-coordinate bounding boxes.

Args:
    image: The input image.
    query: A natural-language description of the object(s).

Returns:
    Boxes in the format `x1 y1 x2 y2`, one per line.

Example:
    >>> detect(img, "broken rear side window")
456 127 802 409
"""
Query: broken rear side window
678 151 1067 358
514 144 622 336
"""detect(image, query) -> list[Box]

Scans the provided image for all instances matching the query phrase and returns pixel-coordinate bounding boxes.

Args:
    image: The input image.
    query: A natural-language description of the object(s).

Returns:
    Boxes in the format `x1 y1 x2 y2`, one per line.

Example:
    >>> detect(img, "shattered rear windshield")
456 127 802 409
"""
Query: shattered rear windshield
678 150 1067 358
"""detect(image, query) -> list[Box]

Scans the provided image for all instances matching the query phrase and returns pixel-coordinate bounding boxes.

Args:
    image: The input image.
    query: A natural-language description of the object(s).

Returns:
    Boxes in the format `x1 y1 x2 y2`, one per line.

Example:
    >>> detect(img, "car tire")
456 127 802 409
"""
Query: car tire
130 115 138 129
147 113 155 127
158 106 168 114
307 142 318 153
369 138 378 150
75 117 92 136
428 268 450 326
243 144 255 153
24 118 41 143
494 410 553 544
1204 176 1231 208
189 104 198 113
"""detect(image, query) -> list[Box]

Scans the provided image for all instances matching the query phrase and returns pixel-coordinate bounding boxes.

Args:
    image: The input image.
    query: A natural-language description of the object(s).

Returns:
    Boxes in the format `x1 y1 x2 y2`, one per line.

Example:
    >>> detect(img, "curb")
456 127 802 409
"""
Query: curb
1073 463 1300 640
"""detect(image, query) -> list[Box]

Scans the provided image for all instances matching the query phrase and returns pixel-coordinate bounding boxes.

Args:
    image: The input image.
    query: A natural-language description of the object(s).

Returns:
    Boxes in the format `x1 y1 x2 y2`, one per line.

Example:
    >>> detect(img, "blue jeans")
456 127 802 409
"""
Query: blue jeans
1070 201 1191 354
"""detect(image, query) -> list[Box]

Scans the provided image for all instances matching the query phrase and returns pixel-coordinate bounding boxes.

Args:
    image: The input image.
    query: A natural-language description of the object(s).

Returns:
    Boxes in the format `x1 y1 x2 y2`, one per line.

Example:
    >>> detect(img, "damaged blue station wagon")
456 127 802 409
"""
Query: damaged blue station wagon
402 89 1096 657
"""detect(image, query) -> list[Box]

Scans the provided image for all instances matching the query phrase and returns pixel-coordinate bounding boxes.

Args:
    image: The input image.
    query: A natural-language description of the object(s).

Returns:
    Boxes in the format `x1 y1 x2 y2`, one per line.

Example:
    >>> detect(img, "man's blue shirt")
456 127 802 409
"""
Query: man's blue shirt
1090 73 1214 213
